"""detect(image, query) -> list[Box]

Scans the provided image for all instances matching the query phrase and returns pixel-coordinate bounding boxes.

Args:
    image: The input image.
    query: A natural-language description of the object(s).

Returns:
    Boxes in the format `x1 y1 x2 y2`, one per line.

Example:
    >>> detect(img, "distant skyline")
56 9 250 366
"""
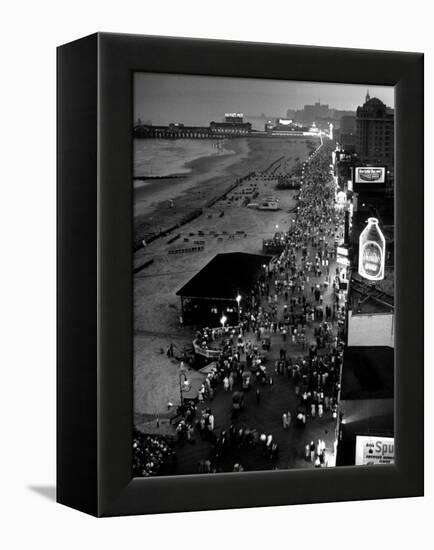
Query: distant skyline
134 73 395 127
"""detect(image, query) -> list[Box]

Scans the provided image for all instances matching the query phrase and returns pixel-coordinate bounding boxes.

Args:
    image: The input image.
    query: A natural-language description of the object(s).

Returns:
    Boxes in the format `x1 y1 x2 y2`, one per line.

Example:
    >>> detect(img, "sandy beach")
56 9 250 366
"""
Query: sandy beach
133 137 312 242
133 136 317 424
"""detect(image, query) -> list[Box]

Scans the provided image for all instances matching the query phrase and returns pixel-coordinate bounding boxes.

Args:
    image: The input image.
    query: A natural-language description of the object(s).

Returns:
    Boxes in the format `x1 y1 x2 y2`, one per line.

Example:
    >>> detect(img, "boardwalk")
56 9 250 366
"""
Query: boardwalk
145 141 347 475
174 364 336 474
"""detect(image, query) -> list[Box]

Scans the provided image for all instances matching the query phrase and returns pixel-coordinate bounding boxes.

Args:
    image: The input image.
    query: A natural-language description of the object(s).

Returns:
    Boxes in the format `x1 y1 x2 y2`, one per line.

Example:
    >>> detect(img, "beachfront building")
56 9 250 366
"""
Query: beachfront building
356 92 394 173
176 252 271 326
264 118 307 136
339 116 357 153
335 166 395 465
346 273 394 348
209 117 252 136
336 345 394 466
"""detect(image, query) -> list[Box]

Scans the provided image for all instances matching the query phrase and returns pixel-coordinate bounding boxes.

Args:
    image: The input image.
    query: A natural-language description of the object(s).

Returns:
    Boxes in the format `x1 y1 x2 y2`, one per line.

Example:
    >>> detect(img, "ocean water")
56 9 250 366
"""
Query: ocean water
134 138 235 179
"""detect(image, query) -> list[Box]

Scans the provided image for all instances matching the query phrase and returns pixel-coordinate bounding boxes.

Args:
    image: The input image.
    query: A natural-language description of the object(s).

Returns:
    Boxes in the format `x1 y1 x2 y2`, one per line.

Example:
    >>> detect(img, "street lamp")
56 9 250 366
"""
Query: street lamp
235 293 242 325
179 371 190 406
220 314 227 329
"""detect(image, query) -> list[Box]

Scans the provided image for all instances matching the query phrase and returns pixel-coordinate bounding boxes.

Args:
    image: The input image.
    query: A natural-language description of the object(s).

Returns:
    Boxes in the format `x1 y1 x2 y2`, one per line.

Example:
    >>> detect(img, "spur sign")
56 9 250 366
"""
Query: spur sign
355 436 395 465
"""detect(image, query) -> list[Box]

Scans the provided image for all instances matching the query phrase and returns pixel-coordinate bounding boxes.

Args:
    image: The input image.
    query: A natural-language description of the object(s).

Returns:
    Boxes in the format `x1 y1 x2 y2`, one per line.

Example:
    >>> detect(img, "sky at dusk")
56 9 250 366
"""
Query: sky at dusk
134 72 395 127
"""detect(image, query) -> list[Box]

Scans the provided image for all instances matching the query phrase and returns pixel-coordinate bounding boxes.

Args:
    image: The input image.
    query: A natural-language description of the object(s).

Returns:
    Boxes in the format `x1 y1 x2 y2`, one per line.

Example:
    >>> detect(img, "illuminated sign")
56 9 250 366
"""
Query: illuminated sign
358 218 385 281
225 113 243 118
337 245 350 267
355 436 394 465
277 118 293 125
337 257 350 267
355 167 386 183
338 267 347 282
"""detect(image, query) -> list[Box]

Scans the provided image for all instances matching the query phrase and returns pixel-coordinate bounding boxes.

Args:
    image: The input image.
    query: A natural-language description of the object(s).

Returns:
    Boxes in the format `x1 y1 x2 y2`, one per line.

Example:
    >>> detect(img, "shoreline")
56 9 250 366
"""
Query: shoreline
133 137 317 243
134 138 247 192
134 138 237 180
133 138 251 237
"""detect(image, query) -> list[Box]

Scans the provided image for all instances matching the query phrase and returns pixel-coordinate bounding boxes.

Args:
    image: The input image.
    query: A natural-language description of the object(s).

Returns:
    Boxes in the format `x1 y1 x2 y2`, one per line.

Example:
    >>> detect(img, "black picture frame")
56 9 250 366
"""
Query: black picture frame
57 32 424 517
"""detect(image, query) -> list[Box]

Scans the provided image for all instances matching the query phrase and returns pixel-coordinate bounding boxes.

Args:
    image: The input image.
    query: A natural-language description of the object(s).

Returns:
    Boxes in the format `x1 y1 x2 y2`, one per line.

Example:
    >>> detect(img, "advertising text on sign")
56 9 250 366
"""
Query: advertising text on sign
355 436 395 465
355 167 386 184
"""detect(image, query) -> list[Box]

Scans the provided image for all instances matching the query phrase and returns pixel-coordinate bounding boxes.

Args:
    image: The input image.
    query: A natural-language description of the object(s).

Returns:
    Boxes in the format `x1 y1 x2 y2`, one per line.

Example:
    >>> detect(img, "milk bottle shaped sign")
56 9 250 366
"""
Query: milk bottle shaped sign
358 217 386 281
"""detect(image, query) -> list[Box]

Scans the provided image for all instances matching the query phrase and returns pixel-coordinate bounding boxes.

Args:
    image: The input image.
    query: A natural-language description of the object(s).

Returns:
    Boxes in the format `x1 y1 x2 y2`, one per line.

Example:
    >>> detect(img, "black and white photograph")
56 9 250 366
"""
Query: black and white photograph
1 0 430 541
132 74 395 477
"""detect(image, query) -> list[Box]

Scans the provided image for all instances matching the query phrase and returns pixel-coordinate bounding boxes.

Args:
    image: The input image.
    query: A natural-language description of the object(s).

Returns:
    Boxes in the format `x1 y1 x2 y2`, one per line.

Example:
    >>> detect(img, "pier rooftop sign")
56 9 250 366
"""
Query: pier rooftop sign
225 113 244 122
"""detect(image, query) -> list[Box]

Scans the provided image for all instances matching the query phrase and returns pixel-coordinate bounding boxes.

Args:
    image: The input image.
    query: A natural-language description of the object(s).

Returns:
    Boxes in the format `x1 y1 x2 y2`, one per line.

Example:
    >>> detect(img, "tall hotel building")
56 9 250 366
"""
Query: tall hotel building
356 92 394 172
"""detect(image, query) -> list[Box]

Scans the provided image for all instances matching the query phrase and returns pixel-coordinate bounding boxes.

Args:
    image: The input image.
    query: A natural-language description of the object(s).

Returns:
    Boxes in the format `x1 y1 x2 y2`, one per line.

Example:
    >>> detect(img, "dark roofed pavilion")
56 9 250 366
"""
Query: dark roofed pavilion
176 252 271 326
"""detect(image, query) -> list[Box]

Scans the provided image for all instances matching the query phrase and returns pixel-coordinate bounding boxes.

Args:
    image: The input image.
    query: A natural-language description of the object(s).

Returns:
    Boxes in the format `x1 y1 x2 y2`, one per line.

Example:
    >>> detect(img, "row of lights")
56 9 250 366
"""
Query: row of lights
220 293 242 327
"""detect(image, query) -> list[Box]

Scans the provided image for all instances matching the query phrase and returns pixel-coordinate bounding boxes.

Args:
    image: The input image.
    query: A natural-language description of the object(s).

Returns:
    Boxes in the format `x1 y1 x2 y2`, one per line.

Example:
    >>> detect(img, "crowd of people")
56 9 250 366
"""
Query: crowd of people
305 438 329 468
197 423 282 474
132 430 176 477
134 141 348 476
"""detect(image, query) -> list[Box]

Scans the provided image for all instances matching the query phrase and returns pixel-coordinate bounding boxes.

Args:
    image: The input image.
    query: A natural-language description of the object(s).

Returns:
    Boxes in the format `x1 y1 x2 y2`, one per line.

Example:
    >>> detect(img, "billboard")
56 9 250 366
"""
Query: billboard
355 436 394 465
277 118 293 125
355 167 386 183
358 218 385 281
